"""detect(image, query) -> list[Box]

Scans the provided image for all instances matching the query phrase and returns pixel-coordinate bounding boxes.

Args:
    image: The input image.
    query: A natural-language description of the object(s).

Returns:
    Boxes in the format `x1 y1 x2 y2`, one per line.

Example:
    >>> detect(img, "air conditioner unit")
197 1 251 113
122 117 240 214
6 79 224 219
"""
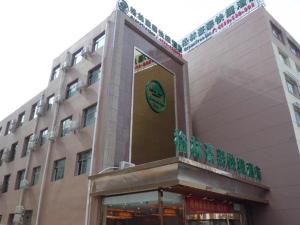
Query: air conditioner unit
3 148 13 163
28 135 39 151
53 95 64 104
68 121 80 132
48 130 57 142
76 80 87 92
119 161 135 170
61 61 70 72
81 46 92 58
36 98 46 116
9 119 18 133
15 205 25 214
20 179 30 189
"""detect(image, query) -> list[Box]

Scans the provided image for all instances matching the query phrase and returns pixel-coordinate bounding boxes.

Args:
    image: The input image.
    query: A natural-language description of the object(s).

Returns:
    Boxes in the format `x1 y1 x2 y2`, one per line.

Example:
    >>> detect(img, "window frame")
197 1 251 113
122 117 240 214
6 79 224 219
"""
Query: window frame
15 169 26 190
29 103 38 121
72 48 83 66
40 128 48 145
75 150 92 176
88 65 101 86
17 111 25 127
31 166 41 186
51 64 60 81
60 116 72 137
52 158 66 181
271 22 284 44
2 174 10 193
66 80 78 99
22 134 33 157
93 32 106 51
83 104 97 127
278 50 290 67
10 142 18 161
47 94 55 111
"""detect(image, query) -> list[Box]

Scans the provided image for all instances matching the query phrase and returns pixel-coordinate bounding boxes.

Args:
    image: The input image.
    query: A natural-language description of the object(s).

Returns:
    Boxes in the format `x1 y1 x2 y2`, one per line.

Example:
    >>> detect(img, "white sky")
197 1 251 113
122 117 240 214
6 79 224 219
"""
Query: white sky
0 0 299 121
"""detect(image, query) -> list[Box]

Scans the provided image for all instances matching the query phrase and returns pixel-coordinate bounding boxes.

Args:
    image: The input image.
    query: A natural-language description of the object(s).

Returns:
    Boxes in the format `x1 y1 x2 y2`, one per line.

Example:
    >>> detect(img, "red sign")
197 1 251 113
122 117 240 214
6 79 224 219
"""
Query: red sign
186 197 233 213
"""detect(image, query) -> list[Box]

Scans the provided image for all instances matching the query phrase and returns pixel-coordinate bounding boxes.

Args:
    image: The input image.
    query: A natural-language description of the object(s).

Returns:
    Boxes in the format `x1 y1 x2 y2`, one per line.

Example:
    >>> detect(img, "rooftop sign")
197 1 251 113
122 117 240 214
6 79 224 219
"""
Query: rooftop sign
117 0 183 57
180 0 265 53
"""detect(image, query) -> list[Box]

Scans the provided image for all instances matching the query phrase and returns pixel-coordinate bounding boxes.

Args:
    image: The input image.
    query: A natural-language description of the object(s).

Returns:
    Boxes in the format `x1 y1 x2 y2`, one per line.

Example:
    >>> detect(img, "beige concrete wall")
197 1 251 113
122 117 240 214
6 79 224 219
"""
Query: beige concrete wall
185 7 300 225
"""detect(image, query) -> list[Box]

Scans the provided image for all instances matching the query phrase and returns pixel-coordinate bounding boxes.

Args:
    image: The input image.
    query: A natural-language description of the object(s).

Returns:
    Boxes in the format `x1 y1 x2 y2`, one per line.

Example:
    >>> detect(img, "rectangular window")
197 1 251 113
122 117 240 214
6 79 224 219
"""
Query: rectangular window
72 49 83 66
66 80 78 99
271 22 284 43
47 94 55 110
83 104 97 127
60 116 72 137
10 142 18 161
297 65 300 77
17 111 25 127
288 40 300 58
88 65 101 85
15 169 26 190
40 128 48 145
295 107 300 126
93 33 106 51
278 51 290 66
2 174 10 193
0 149 3 166
52 158 66 181
5 121 11 135
22 134 33 157
23 210 33 225
76 150 91 175
29 103 38 120
8 214 14 225
31 166 41 186
0 215 2 224
51 65 60 81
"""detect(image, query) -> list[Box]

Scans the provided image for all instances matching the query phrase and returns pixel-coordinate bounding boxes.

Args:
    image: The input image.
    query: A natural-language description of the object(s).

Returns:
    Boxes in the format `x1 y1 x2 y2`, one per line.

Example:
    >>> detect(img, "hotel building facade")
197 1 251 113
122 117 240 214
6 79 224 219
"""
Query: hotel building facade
0 0 299 225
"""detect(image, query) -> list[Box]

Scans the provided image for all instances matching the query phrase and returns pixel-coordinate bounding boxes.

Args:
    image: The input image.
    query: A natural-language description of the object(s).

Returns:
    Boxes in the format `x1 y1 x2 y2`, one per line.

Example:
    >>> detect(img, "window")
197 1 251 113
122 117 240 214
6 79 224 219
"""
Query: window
51 65 60 81
29 103 38 120
72 49 83 65
295 108 300 126
288 40 300 58
47 94 55 110
17 111 25 127
5 121 11 135
22 134 33 157
52 158 66 181
88 65 101 85
66 80 78 99
2 174 10 193
76 150 91 175
15 169 25 190
93 33 106 51
23 210 33 225
297 65 300 77
60 116 72 137
285 76 299 97
271 22 284 43
7 214 14 225
40 128 48 145
0 215 2 224
278 51 290 66
0 149 3 166
83 104 97 127
10 142 18 161
31 166 41 186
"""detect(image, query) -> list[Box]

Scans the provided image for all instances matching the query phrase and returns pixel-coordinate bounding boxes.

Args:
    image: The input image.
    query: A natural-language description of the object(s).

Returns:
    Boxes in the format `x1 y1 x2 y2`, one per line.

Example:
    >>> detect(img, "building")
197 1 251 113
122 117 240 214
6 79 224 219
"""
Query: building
0 0 299 225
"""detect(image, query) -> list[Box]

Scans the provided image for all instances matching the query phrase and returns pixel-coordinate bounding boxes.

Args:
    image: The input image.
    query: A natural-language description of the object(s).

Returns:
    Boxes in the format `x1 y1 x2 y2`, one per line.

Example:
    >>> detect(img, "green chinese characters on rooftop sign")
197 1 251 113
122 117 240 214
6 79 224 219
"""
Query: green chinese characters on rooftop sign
174 129 262 182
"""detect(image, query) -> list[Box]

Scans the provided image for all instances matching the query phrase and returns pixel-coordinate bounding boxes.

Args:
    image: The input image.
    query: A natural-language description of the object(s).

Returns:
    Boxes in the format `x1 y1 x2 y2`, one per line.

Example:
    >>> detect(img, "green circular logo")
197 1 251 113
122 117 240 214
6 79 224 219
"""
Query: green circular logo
117 0 129 13
145 80 167 113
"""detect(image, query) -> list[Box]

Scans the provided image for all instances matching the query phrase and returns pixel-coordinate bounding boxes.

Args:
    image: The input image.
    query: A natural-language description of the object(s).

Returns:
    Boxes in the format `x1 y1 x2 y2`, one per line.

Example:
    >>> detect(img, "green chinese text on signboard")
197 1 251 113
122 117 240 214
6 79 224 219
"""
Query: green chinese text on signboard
145 80 167 113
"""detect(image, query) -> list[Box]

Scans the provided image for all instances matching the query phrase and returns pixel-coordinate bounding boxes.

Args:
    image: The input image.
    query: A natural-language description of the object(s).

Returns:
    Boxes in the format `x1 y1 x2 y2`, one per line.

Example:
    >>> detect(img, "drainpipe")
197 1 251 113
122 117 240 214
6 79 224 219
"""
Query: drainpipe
35 61 67 225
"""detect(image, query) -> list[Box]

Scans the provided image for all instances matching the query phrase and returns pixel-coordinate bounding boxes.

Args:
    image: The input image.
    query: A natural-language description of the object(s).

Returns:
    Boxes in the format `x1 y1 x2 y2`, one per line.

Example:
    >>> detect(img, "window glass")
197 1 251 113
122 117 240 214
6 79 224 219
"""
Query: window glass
278 51 290 66
2 174 10 193
30 103 38 120
32 166 41 186
93 33 106 51
52 158 66 181
47 95 55 110
72 49 83 65
88 65 101 85
11 142 18 161
18 112 25 127
0 149 3 166
66 80 78 99
23 210 33 225
295 109 300 126
76 150 91 175
61 117 72 137
51 65 60 81
5 121 11 135
22 134 33 157
40 128 48 145
15 169 25 190
271 23 284 43
84 104 97 127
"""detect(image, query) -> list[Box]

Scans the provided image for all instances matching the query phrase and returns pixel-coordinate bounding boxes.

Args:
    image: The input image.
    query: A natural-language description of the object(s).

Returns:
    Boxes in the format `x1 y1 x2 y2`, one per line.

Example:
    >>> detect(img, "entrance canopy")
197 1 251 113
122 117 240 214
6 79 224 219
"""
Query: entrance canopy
89 157 269 204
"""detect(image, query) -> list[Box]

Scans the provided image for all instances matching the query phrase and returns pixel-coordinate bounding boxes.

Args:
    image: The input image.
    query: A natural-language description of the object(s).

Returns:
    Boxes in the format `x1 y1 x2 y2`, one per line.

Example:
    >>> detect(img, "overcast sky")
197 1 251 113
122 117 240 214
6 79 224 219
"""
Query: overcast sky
0 0 299 121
